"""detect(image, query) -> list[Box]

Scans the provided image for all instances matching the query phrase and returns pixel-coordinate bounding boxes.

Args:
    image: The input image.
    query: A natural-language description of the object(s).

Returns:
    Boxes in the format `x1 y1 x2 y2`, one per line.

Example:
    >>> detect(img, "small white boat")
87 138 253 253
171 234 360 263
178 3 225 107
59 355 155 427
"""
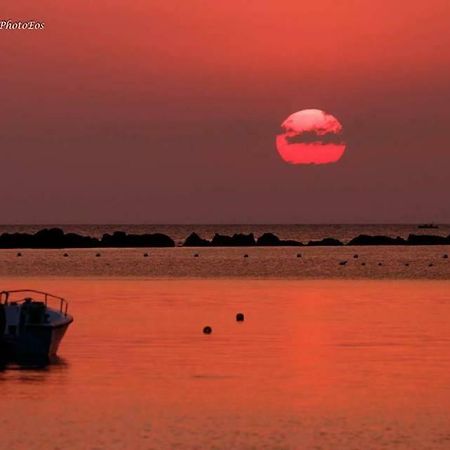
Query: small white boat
0 289 73 360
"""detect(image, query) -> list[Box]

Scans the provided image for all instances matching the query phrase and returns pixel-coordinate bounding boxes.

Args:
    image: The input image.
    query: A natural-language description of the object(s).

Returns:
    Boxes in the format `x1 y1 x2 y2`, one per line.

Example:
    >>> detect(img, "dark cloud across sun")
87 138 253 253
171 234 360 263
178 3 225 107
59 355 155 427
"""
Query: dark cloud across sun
284 129 345 145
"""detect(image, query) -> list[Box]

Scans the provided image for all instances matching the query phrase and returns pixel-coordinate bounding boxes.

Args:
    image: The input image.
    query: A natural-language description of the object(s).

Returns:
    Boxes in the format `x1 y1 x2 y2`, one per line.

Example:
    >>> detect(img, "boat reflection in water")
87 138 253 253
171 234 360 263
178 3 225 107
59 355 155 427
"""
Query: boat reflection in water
0 289 73 364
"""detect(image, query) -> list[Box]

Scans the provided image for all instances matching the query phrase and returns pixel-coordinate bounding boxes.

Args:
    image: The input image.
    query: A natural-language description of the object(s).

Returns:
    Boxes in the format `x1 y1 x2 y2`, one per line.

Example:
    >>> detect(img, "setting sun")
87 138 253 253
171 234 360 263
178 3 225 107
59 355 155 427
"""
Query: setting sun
276 109 346 165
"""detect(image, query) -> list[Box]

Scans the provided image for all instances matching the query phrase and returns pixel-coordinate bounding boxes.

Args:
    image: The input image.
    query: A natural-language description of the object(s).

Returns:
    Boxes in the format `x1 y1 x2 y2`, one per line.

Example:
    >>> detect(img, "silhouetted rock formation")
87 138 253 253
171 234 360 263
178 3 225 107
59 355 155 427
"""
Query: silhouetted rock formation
0 228 449 249
101 231 174 247
211 233 256 246
0 228 100 249
256 233 302 246
183 232 211 247
406 234 449 245
64 233 100 247
183 232 301 247
308 238 343 246
347 235 406 246
0 228 174 248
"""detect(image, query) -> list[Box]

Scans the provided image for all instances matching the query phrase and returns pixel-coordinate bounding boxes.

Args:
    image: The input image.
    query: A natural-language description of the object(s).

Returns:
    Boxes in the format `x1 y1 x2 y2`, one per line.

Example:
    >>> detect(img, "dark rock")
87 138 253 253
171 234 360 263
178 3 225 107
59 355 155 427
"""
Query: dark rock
407 234 449 245
203 326 212 334
211 233 256 247
256 233 302 247
284 240 303 246
0 228 99 249
101 232 174 248
64 233 99 247
236 313 245 322
33 228 65 248
101 231 127 247
308 238 343 246
348 235 406 246
183 232 210 247
256 233 280 246
1 228 449 249
210 234 233 246
0 233 31 248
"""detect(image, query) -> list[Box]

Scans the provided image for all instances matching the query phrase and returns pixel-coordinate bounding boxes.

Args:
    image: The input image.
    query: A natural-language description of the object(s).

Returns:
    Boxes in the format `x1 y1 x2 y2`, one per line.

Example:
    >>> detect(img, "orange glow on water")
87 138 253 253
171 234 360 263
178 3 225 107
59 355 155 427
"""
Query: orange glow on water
2 277 450 448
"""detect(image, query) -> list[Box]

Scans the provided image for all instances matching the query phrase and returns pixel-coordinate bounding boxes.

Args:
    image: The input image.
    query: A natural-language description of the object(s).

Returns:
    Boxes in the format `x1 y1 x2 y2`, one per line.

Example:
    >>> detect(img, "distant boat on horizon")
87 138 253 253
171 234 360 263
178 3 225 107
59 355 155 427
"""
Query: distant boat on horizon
417 224 439 229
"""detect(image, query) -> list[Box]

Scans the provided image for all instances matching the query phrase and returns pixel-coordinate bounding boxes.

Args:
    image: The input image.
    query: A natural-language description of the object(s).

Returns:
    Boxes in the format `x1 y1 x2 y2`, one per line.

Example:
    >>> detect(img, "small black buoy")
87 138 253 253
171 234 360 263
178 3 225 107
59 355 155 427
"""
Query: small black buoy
429 263 434 267
203 326 212 334
63 253 69 257
339 260 348 266
378 262 383 266
194 253 199 257
297 253 302 258
443 254 448 259
236 313 245 322
244 254 249 258
17 252 22 257
143 253 149 257
353 254 359 259
96 253 101 257
361 262 366 266
405 263 410 267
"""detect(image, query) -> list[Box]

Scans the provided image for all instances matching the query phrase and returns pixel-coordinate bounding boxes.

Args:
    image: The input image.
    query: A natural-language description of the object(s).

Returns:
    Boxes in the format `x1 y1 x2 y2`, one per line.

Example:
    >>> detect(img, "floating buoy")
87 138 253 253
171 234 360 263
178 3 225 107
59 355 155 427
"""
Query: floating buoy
236 313 245 322
143 253 149 257
361 262 366 266
296 253 302 258
203 326 212 334
194 253 199 257
339 261 348 266
443 254 448 259
63 253 69 257
96 253 101 257
17 252 22 257
244 254 249 258
429 263 434 267
353 254 359 259
405 263 410 267
378 262 383 266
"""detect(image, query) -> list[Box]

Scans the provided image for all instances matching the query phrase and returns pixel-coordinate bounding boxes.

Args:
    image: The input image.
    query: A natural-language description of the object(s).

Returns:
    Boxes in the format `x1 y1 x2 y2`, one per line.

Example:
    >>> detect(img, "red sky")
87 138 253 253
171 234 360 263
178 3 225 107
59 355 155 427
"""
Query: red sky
1 0 450 223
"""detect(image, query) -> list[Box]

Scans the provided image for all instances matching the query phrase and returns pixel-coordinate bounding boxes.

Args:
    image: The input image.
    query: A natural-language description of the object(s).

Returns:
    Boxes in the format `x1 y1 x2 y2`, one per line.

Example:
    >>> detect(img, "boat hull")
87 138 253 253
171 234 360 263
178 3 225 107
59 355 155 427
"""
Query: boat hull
0 320 72 359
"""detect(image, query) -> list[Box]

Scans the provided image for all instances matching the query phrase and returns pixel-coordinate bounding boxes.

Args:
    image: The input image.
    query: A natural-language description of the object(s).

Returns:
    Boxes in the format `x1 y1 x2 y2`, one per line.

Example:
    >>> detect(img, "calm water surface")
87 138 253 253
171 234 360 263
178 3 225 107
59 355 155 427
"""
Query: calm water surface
1 276 450 449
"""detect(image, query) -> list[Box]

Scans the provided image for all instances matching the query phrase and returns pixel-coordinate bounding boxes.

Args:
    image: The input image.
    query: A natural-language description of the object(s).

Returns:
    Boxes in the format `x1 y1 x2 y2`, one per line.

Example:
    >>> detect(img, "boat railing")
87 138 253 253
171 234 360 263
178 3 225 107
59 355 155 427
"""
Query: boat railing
0 289 69 316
